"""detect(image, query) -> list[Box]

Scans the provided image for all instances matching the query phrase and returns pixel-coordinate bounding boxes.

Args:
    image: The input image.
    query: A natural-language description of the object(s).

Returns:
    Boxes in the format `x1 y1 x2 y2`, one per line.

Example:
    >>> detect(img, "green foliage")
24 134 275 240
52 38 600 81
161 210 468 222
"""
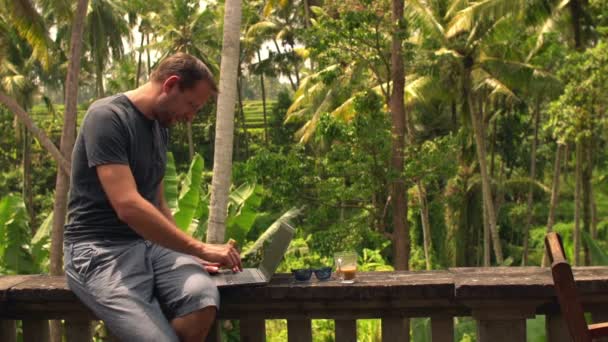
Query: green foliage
0 194 37 274
173 154 204 232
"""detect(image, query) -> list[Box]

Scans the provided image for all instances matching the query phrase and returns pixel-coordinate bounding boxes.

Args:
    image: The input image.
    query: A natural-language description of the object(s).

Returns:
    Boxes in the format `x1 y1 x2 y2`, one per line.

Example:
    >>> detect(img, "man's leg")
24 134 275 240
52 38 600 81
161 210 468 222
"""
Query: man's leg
65 241 180 342
150 244 220 341
171 306 216 342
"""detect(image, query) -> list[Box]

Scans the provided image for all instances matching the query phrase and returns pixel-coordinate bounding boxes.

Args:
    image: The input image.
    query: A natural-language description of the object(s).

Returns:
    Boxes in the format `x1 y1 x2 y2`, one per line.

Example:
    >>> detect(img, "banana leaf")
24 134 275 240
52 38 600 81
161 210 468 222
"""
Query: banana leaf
241 207 303 260
0 195 37 273
164 152 179 211
31 211 52 271
173 154 204 231
582 231 608 266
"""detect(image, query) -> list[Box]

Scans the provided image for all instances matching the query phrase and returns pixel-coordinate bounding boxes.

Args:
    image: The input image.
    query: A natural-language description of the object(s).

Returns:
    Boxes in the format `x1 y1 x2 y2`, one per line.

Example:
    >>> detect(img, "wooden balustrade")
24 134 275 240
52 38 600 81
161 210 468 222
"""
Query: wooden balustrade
2 267 608 341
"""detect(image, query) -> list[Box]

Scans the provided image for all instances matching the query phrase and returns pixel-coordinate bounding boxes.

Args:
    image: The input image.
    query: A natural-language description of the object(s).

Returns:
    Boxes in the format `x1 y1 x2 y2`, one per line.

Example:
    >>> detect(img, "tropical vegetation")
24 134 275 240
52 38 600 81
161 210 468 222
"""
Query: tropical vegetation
1 0 608 340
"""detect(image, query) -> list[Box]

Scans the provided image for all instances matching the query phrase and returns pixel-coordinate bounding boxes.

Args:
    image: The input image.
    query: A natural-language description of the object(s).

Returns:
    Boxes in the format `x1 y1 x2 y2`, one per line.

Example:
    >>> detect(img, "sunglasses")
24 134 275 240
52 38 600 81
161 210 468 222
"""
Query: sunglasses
292 267 332 281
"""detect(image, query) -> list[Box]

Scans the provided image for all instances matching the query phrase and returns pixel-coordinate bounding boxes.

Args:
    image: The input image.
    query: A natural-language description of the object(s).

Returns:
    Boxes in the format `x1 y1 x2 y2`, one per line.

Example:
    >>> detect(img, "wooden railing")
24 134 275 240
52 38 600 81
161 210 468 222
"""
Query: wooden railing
2 267 608 341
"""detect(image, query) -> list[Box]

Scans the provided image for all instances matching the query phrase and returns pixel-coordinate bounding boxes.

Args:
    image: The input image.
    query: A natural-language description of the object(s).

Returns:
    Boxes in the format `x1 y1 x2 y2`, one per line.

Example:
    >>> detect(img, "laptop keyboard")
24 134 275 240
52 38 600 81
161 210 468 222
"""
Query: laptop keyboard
218 269 261 284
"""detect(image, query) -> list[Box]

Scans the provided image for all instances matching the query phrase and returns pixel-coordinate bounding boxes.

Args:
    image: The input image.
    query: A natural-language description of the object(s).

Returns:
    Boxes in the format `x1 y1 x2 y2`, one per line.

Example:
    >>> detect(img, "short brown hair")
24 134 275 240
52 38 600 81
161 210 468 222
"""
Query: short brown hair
150 53 218 94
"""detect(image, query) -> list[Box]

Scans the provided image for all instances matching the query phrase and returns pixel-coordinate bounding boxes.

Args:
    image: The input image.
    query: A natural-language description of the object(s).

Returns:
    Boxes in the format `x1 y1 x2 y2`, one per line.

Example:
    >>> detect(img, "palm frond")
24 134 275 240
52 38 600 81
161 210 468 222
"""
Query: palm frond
246 21 278 40
262 0 279 17
445 0 469 20
3 0 52 68
472 67 519 102
447 0 525 38
406 0 446 44
526 0 570 61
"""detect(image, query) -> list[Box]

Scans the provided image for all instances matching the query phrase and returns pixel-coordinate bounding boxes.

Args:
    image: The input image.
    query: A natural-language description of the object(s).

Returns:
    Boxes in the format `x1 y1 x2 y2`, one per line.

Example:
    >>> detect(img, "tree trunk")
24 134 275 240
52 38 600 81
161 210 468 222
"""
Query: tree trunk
483 199 490 266
390 0 409 272
490 118 497 178
236 68 249 158
582 137 592 265
50 0 88 273
22 126 34 229
49 2 89 342
467 87 503 264
569 0 584 50
207 0 242 244
522 100 540 266
136 33 145 87
542 144 564 267
257 50 269 145
96 61 105 98
591 186 598 238
390 0 410 338
573 141 582 266
146 34 152 77
417 181 432 270
273 39 297 91
0 91 70 175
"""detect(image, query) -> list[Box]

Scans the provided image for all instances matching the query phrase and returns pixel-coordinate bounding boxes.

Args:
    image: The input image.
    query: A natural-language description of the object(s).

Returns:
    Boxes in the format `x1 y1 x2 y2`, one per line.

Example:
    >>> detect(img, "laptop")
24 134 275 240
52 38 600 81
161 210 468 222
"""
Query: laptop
211 221 295 287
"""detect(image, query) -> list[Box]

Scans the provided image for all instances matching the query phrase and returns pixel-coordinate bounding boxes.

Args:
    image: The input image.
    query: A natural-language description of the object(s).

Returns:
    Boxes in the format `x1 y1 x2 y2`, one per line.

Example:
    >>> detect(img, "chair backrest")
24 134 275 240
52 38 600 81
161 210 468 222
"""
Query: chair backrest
545 232 591 342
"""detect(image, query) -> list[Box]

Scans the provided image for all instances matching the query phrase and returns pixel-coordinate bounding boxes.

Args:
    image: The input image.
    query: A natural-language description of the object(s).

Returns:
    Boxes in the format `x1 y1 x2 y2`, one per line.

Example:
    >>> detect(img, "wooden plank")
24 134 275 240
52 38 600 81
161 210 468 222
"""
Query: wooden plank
381 317 408 342
0 320 16 342
22 319 50 342
65 319 92 342
431 316 453 342
205 320 221 342
287 319 312 342
335 319 356 342
591 309 608 342
545 313 571 342
476 319 526 342
0 275 36 300
240 318 265 342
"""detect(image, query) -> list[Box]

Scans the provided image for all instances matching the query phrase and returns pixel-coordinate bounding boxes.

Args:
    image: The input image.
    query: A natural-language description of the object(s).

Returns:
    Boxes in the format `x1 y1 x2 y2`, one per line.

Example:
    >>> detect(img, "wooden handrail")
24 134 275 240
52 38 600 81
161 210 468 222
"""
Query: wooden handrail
2 268 608 341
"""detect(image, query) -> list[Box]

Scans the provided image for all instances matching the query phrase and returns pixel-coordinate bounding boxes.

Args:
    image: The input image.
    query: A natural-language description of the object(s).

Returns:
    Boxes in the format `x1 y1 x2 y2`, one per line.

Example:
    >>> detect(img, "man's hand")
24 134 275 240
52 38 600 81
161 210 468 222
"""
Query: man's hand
192 257 221 274
200 242 242 272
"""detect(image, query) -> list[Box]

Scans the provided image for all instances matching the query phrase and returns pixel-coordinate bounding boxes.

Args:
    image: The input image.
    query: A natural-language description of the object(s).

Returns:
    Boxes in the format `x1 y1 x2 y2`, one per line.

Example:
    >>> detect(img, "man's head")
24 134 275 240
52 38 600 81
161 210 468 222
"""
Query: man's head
150 53 218 127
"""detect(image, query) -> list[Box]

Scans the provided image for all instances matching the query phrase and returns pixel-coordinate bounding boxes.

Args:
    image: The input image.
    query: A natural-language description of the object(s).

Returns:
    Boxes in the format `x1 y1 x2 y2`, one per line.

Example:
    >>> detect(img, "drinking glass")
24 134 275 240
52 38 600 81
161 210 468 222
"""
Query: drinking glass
334 251 357 284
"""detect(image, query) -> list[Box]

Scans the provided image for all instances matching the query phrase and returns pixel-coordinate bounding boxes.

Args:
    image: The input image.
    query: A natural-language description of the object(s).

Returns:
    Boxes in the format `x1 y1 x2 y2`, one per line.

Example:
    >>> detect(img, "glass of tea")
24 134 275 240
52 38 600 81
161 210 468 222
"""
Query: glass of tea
334 251 357 284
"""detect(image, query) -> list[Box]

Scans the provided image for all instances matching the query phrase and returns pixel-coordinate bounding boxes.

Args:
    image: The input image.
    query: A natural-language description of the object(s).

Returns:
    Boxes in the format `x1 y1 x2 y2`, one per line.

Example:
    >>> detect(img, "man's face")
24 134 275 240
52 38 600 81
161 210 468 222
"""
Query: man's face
156 76 213 127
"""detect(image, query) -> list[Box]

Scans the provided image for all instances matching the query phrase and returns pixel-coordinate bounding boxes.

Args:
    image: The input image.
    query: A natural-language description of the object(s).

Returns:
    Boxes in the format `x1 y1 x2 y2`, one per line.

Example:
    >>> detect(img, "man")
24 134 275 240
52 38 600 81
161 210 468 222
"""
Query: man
64 53 241 342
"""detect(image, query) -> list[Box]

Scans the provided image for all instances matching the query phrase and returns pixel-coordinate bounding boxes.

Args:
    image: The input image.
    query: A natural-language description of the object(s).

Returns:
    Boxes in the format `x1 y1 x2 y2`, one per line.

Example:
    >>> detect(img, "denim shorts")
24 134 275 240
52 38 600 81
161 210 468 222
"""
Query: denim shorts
64 239 220 342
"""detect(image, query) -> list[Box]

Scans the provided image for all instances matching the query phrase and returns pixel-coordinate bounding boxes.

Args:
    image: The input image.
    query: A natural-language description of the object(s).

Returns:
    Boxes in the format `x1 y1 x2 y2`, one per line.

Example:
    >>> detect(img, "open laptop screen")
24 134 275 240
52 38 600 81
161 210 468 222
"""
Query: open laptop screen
258 222 295 280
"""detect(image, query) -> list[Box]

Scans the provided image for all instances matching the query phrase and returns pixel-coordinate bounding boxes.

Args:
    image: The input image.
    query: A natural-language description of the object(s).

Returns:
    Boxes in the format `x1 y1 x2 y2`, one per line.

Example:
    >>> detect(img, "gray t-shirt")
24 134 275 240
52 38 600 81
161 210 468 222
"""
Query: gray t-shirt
64 94 168 244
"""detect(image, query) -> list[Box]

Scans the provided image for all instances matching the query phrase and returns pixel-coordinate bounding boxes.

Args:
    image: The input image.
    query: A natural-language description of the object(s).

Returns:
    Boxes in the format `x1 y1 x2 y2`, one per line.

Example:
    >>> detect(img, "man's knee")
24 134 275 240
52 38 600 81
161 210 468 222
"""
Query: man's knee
179 275 220 310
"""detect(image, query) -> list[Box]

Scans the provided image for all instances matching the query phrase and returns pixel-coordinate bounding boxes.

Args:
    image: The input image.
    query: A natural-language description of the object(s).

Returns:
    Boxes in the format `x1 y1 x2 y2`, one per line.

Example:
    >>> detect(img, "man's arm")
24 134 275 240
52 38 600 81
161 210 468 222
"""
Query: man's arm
157 181 176 225
97 164 241 270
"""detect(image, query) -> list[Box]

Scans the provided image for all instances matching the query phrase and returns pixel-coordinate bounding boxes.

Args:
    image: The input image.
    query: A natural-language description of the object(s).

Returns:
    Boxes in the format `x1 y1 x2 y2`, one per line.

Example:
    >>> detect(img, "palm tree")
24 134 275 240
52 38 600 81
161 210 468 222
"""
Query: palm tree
49 0 90 276
85 0 130 98
207 0 242 244
406 0 558 264
155 0 222 160
250 0 306 91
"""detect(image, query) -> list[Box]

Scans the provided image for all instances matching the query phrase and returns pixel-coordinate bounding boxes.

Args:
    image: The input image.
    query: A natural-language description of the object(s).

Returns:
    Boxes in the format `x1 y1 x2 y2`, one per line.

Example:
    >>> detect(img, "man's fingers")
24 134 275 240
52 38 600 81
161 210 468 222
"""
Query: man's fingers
205 265 219 274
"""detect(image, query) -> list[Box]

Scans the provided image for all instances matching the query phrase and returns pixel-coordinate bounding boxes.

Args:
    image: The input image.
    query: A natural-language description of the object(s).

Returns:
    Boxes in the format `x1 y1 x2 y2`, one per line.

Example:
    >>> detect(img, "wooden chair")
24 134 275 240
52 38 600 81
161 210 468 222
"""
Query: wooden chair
545 232 608 341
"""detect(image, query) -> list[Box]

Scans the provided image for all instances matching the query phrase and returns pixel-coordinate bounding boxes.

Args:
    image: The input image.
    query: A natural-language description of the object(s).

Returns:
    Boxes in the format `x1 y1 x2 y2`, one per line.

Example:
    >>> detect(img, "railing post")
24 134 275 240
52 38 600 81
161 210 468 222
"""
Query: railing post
205 320 221 342
381 317 409 342
473 307 533 342
0 320 17 342
65 319 92 342
431 316 453 342
240 319 265 342
545 313 570 342
335 319 356 342
287 319 312 342
591 308 608 342
22 319 50 342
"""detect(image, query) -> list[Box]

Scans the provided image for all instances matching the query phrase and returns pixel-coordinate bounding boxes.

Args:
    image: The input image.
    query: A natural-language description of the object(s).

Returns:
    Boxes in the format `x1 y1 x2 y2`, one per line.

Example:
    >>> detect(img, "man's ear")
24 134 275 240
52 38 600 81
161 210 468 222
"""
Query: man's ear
162 75 181 93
